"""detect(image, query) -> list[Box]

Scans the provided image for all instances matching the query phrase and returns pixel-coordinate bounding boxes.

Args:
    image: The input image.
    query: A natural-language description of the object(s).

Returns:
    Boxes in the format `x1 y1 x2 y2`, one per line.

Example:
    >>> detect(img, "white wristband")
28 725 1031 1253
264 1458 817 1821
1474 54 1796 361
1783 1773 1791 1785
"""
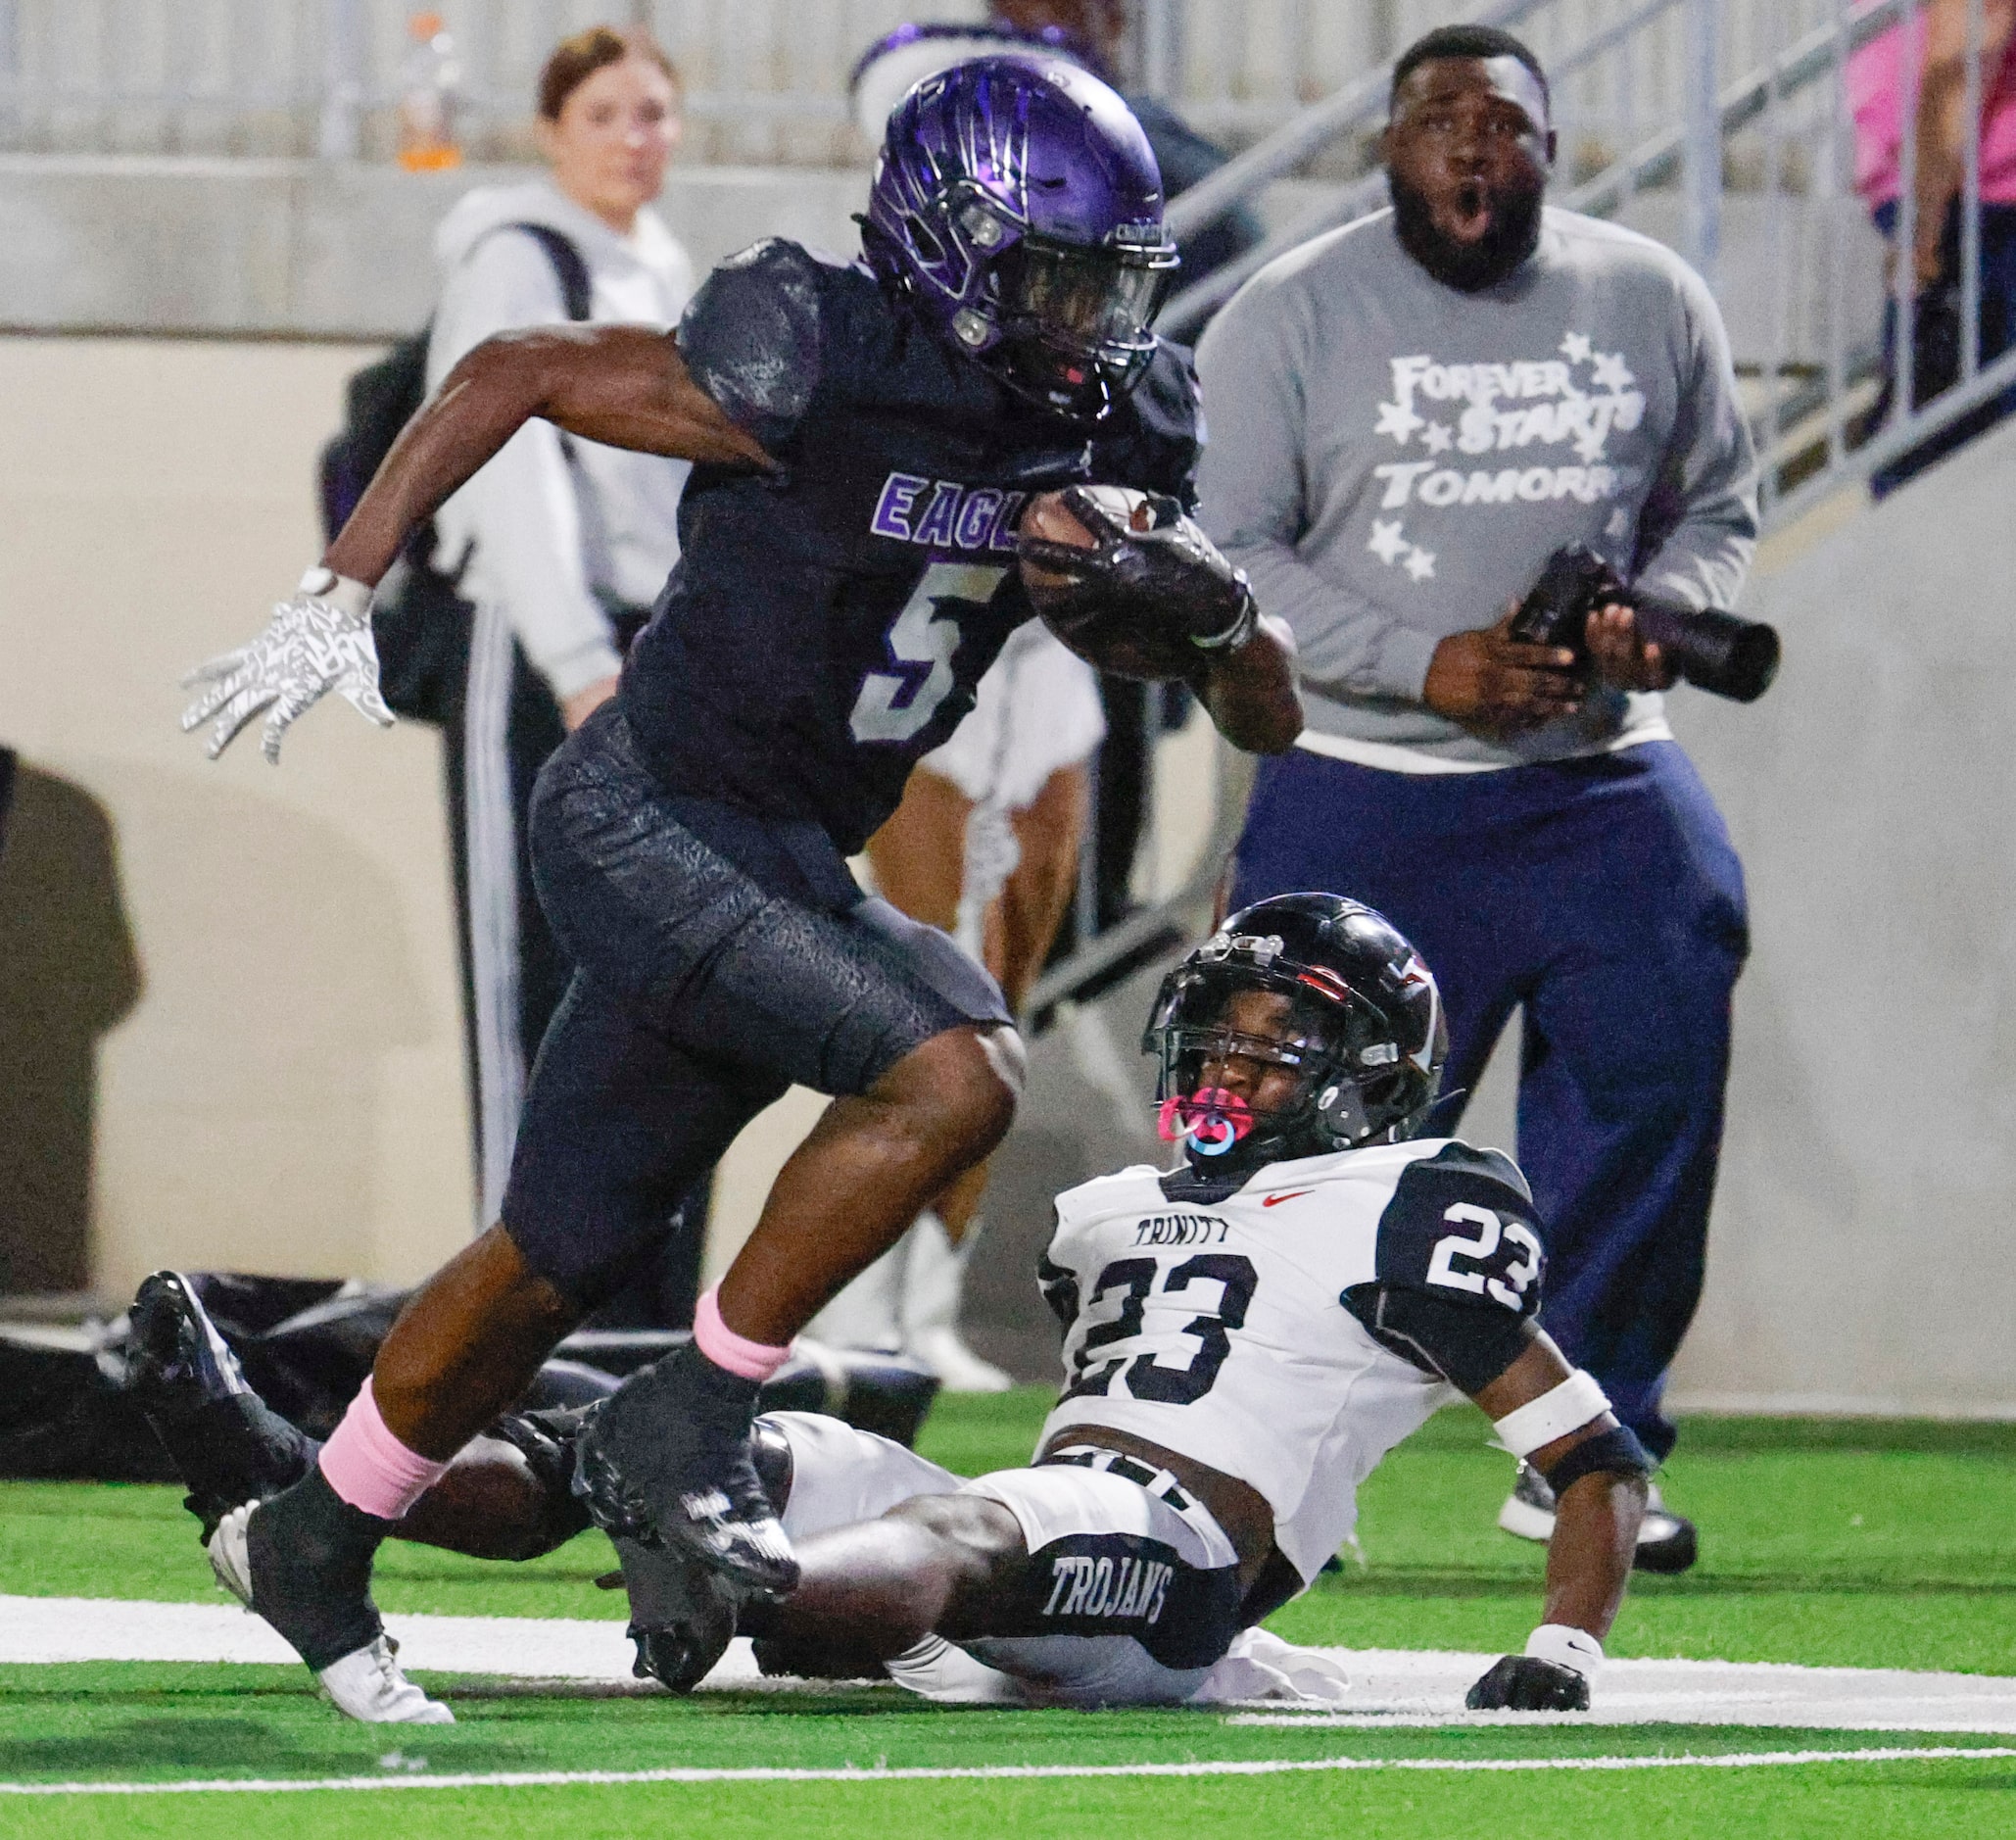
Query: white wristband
297 566 374 624
1525 1622 1604 1683
1493 1369 1609 1459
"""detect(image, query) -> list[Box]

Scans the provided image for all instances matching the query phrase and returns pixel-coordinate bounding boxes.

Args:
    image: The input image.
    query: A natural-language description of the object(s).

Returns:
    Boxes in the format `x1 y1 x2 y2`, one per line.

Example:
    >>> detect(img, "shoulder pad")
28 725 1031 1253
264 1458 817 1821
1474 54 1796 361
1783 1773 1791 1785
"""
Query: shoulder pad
1369 1143 1545 1319
1059 1163 1164 1204
677 238 829 448
1406 1139 1532 1203
1049 1163 1163 1228
1342 1282 1531 1393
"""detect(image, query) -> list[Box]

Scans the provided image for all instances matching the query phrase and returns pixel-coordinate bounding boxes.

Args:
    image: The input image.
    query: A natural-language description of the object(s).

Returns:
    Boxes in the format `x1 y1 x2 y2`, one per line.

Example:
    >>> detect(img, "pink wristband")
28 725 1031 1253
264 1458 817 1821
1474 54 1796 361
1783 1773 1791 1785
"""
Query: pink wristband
693 1285 793 1381
317 1378 452 1523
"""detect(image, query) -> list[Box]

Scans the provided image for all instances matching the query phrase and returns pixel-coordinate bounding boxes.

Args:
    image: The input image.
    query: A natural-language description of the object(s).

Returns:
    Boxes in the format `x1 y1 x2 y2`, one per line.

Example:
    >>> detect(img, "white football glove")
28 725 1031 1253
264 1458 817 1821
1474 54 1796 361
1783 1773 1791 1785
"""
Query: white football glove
180 567 393 764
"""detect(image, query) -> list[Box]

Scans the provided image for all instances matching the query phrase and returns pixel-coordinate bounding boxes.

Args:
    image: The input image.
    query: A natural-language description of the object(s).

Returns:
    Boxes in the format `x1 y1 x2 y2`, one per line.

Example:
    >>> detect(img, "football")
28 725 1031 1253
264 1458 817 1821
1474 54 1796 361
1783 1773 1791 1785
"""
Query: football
1018 485 1201 682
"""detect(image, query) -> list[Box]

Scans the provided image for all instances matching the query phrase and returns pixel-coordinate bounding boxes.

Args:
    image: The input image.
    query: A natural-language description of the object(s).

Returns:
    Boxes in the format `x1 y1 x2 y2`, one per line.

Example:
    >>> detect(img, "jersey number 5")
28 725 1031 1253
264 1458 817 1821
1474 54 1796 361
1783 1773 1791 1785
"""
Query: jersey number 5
1426 1203 1542 1312
848 561 1008 744
1063 1253 1259 1406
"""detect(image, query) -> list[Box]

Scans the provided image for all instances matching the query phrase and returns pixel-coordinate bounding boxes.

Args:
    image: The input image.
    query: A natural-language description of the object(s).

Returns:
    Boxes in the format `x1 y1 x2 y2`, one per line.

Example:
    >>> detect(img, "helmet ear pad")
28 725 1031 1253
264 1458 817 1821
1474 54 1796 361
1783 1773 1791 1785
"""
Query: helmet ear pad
1312 1070 1371 1152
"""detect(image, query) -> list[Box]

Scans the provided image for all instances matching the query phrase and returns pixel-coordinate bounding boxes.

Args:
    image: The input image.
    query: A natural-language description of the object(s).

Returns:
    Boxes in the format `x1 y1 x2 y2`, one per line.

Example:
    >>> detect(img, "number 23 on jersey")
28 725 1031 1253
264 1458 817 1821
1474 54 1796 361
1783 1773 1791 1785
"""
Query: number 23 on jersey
1063 1252 1259 1406
1375 1162 1545 1320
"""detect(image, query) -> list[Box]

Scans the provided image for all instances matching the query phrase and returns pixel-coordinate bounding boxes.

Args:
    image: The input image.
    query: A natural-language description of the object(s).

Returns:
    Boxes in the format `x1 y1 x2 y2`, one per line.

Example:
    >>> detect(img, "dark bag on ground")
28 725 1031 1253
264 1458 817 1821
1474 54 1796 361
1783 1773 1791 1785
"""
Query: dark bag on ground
317 223 596 725
0 1275 940 1482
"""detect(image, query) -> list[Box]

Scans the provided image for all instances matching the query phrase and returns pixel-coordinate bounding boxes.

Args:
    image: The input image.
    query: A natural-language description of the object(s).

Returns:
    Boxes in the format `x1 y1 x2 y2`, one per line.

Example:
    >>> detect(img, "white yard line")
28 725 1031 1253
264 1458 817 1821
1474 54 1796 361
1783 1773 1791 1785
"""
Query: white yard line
4 1595 2016 1734
2 1746 2014 1798
1226 1646 2016 1734
0 1594 645 1679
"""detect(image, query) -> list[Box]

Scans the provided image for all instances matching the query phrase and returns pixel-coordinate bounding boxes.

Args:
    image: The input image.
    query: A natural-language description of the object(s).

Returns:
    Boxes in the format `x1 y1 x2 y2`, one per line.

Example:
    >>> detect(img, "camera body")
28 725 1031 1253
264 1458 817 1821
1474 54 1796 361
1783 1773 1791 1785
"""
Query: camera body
1509 542 1780 703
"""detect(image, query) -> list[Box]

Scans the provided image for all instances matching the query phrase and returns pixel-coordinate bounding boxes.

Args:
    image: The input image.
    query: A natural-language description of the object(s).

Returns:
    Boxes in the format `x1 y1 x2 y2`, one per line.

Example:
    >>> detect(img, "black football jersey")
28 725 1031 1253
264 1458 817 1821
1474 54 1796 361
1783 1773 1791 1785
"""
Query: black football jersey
619 239 1202 856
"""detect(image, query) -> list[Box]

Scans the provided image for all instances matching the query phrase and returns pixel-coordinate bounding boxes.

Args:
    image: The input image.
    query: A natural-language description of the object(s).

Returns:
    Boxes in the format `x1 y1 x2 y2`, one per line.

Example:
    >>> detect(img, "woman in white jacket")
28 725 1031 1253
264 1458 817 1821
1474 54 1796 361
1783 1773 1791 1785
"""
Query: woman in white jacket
427 27 695 1232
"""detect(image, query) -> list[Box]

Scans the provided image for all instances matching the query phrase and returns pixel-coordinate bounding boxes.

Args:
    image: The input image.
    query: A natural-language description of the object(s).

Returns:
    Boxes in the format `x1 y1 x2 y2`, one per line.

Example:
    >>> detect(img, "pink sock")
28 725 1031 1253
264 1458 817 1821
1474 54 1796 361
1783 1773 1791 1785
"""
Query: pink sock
693 1285 792 1381
317 1378 451 1522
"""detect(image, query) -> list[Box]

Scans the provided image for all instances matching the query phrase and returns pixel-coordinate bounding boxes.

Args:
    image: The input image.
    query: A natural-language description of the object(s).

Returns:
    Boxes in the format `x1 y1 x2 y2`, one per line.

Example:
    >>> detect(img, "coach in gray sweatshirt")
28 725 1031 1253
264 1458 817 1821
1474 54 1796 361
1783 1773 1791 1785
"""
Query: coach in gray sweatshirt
1198 24 1759 1579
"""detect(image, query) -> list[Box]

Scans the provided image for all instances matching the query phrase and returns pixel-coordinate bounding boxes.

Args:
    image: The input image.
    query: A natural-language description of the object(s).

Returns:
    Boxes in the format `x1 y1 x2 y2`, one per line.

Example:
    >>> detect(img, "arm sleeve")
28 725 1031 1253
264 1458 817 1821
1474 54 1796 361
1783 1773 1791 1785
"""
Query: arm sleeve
427 229 621 702
1629 263 1760 614
1194 290 1443 702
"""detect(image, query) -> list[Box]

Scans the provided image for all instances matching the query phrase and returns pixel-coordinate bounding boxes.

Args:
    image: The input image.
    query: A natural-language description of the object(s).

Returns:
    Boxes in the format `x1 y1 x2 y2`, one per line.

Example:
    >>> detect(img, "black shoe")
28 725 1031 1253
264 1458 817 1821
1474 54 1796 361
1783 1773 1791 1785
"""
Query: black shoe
1497 1461 1700 1574
123 1271 315 1541
573 1340 798 1595
208 1468 450 1722
612 1534 743 1692
1631 1487 1700 1574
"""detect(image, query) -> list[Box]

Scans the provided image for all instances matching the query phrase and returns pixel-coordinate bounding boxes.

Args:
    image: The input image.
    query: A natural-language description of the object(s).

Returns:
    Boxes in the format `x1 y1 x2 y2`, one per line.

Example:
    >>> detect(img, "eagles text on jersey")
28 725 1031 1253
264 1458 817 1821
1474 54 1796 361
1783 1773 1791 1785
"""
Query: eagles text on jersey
621 238 1203 858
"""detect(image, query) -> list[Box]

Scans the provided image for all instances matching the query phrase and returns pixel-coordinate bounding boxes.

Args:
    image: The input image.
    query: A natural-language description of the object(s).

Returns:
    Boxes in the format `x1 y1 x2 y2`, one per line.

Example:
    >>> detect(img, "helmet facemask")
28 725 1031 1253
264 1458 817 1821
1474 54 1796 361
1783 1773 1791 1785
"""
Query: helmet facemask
1154 1008 1331 1166
1146 943 1445 1177
986 228 1177 418
1150 975 1376 1172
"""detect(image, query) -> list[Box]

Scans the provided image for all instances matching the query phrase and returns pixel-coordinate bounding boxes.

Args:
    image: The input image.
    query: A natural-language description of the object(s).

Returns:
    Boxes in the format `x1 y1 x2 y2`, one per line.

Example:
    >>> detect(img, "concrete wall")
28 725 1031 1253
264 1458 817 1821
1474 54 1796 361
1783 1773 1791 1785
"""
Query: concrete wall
0 335 475 1301
0 157 870 339
0 157 1889 375
1663 424 2016 1415
6 328 2012 1410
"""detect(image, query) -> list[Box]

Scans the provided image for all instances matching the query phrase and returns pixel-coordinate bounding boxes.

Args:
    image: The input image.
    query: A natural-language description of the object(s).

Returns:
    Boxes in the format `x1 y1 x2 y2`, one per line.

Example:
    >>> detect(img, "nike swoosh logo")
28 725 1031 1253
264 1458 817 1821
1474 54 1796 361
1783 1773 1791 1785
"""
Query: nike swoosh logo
1262 1190 1314 1208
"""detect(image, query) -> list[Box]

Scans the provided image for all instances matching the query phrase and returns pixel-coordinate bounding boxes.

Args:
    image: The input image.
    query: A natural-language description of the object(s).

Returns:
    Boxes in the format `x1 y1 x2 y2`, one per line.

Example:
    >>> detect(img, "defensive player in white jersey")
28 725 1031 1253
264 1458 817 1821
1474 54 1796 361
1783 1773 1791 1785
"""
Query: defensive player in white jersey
128 893 1650 1712
707 893 1652 1711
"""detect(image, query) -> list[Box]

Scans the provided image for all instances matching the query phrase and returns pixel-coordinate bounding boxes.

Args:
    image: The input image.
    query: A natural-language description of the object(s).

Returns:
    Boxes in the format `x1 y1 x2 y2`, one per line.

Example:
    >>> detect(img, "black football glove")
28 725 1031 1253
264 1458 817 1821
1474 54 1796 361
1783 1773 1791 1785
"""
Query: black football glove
1465 1654 1592 1712
1018 484 1258 654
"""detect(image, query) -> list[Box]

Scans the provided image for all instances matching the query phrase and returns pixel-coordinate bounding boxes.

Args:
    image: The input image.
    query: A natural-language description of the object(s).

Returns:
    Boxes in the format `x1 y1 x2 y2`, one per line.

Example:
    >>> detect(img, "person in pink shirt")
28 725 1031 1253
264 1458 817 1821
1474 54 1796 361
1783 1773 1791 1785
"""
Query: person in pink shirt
1849 0 2016 491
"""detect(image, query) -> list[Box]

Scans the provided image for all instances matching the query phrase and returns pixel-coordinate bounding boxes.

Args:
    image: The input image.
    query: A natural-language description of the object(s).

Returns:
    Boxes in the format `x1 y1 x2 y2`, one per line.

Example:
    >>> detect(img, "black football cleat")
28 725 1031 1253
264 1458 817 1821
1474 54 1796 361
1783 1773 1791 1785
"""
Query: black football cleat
208 1468 451 1724
1465 1653 1591 1712
572 1340 799 1595
1629 1487 1701 1574
611 1534 743 1693
122 1271 316 1541
1497 1461 1700 1574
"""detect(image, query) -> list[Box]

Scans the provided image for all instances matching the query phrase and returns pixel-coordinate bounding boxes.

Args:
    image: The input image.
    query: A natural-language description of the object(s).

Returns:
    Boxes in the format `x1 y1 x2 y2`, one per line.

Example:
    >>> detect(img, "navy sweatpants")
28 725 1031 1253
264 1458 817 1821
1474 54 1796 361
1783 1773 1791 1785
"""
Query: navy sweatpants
1230 742 1747 1463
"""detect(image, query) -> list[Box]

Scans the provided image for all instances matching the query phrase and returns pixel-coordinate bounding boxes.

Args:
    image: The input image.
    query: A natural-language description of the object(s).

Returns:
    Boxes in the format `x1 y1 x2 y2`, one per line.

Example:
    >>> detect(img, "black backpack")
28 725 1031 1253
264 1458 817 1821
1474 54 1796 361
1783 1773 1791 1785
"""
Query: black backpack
318 223 594 725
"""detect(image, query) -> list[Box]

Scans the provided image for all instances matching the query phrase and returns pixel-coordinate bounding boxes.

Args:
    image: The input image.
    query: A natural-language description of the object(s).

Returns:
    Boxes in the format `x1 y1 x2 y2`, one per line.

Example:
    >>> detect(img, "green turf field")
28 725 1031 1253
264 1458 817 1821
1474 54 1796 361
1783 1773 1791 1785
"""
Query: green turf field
2 1393 2013 1836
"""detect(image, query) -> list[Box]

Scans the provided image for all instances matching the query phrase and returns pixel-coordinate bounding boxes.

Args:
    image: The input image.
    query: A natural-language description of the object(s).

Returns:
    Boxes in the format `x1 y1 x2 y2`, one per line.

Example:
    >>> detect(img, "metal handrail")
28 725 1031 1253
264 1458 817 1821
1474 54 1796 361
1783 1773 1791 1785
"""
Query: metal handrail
1566 0 1907 218
1163 0 1560 247
1160 175 1382 339
1766 337 2016 528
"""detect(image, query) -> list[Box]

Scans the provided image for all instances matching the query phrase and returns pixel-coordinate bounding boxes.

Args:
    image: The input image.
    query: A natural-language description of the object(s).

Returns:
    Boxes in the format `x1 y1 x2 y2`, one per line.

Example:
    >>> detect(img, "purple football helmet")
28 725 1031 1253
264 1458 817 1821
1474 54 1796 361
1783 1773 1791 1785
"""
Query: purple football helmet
863 55 1178 421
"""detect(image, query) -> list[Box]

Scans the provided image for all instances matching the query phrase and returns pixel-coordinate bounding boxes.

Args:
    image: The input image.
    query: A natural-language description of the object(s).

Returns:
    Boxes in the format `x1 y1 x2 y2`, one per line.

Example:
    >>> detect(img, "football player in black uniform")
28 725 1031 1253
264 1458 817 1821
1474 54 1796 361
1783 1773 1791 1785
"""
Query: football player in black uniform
176 55 1299 1721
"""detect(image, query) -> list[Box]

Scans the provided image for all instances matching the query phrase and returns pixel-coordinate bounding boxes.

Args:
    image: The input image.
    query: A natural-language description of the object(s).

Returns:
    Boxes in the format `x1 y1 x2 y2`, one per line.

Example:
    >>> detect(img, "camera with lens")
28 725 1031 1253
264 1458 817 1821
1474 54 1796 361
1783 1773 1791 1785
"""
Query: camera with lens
1510 542 1780 703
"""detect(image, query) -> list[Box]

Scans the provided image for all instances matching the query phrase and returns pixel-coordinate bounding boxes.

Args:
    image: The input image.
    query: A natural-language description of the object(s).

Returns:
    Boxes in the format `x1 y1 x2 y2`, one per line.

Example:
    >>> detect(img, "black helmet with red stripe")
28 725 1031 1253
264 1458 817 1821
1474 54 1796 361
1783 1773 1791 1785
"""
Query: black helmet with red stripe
1143 893 1447 1171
